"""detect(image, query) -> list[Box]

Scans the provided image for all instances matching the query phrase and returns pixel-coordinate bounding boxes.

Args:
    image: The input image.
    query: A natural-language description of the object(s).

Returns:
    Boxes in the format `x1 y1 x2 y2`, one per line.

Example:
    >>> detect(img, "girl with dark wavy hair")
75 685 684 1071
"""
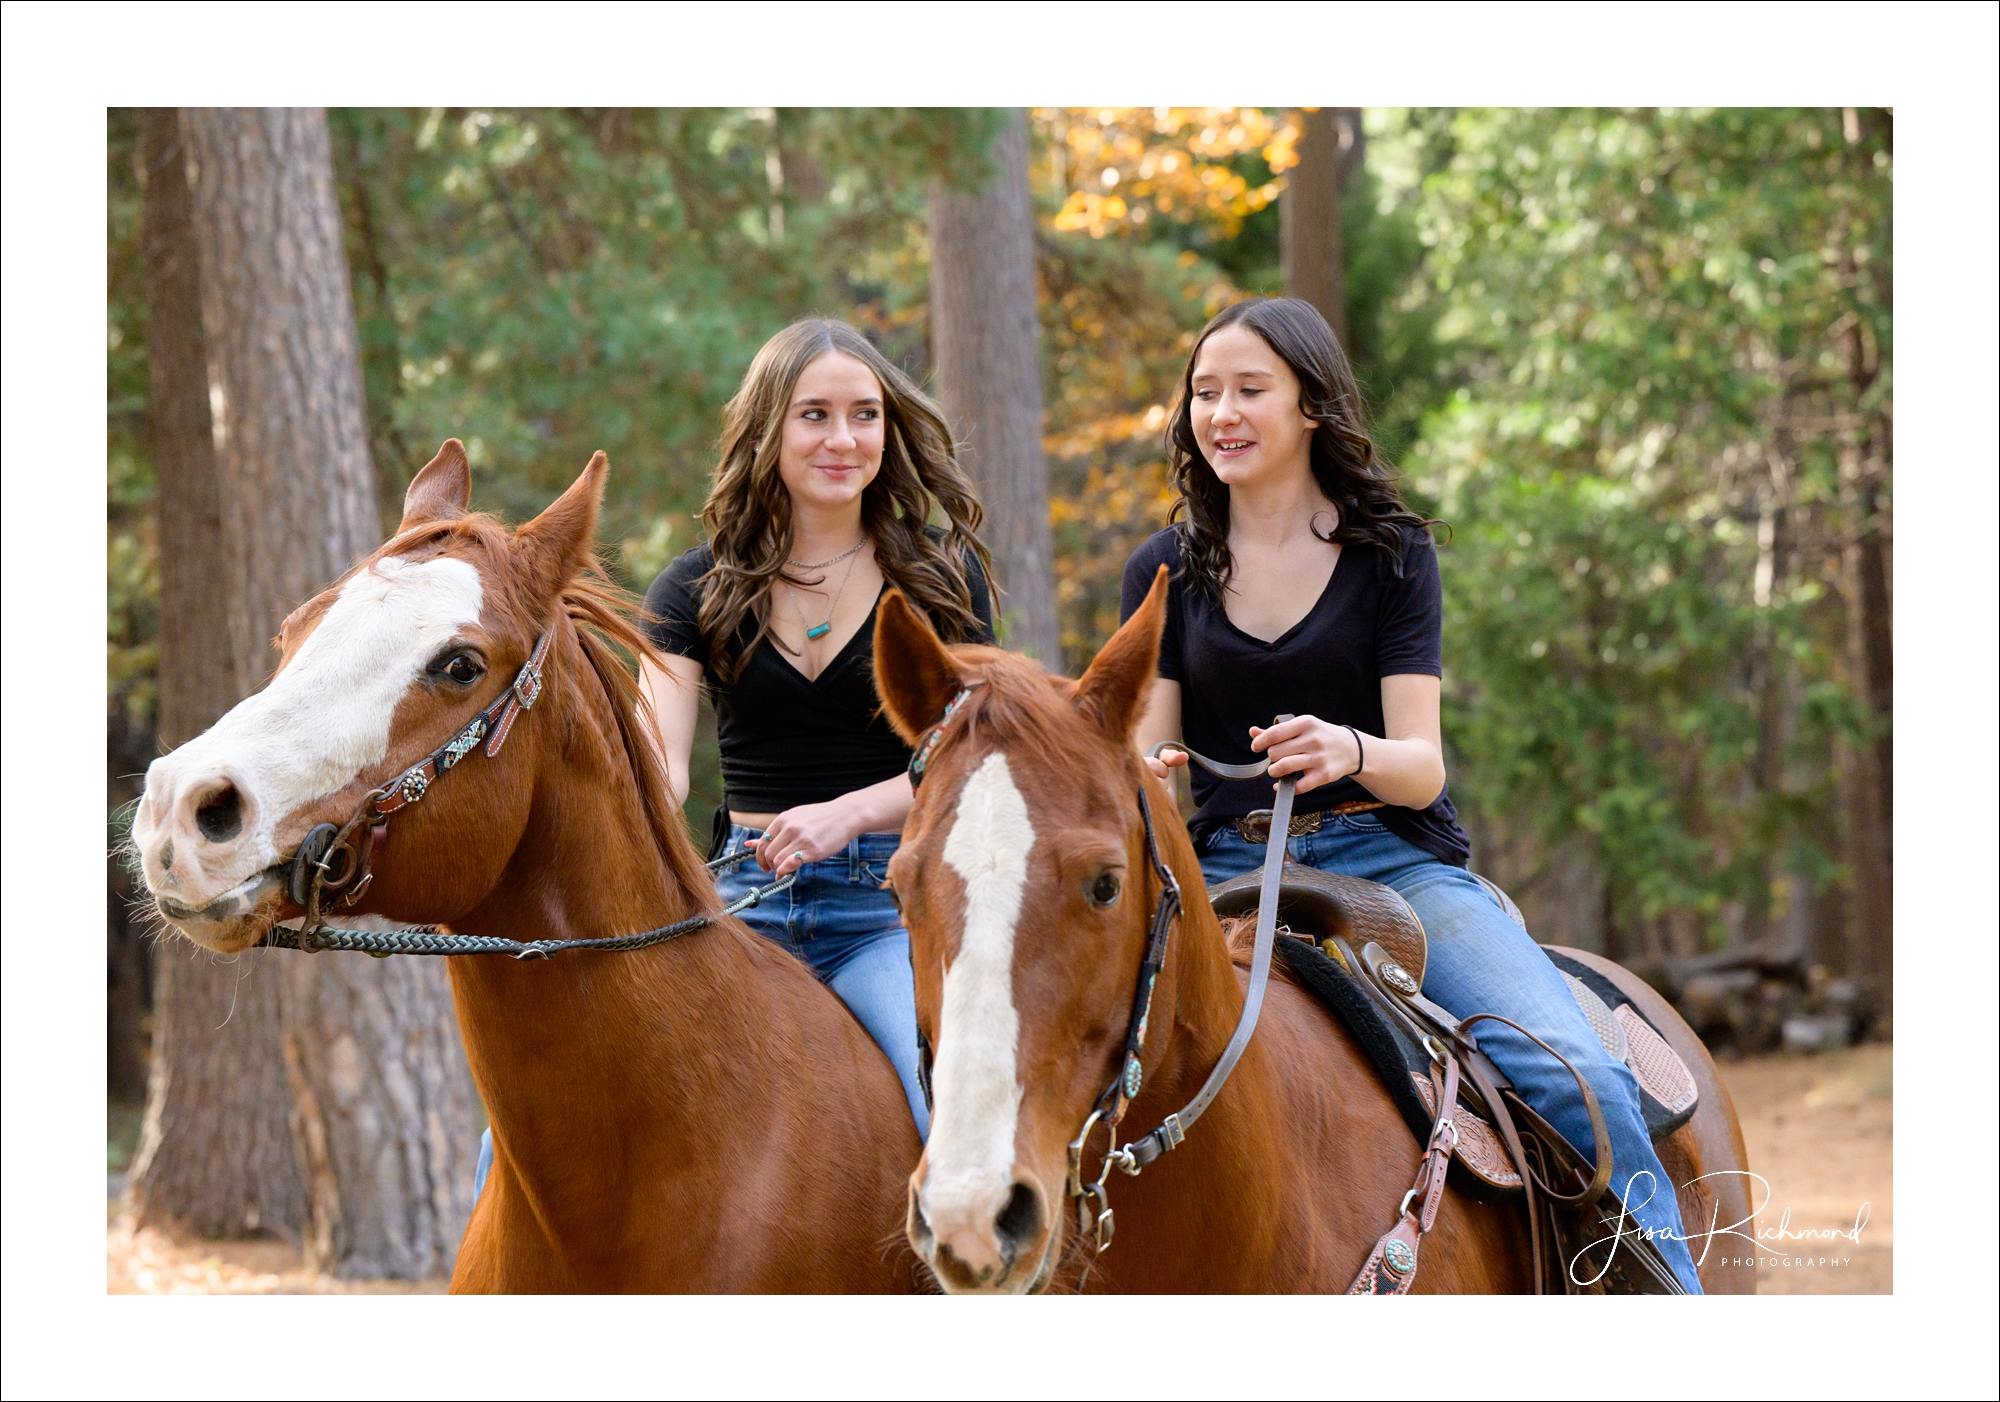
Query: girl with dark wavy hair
641 319 995 1138
1120 296 1703 1292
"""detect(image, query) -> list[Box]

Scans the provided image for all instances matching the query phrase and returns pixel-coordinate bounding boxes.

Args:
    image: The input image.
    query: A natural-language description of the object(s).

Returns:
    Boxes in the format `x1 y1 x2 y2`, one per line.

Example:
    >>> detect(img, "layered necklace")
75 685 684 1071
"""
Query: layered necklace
784 538 867 641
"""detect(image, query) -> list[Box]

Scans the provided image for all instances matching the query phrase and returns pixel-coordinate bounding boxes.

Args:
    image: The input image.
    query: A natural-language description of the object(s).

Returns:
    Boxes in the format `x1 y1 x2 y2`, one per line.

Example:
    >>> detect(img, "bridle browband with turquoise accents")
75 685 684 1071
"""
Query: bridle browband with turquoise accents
262 626 794 959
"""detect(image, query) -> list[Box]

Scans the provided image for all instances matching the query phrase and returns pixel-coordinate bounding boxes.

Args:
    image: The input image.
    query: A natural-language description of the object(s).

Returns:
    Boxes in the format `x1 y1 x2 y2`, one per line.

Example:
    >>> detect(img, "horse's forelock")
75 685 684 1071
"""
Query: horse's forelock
949 651 1135 807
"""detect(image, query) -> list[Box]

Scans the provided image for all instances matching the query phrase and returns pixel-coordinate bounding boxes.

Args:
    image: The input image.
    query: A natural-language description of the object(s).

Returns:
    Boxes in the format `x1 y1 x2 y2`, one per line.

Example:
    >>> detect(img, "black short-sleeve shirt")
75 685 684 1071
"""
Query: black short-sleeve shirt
646 533 994 813
1119 525 1471 867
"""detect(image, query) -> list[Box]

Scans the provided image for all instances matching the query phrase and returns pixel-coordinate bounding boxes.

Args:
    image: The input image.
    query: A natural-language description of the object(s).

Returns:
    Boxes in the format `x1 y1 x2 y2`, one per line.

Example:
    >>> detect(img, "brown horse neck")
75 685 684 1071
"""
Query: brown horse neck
1131 803 1282 1121
438 630 800 1177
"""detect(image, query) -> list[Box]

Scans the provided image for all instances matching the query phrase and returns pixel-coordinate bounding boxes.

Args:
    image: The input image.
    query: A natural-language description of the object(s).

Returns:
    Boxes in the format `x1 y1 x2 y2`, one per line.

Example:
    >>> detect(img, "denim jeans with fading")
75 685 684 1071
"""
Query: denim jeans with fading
1198 811 1705 1294
473 824 927 1201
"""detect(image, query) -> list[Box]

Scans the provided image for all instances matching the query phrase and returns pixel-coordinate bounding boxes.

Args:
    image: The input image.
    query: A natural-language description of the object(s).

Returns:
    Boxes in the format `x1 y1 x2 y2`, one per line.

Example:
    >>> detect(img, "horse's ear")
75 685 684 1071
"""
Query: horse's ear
399 439 473 531
1074 564 1168 743
513 451 608 607
874 589 964 745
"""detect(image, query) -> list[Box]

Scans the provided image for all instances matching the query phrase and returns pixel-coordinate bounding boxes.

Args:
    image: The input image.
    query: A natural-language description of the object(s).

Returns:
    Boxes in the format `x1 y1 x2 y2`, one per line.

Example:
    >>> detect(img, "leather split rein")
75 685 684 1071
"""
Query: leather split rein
909 697 1305 1262
912 697 1635 1294
1062 733 1300 1259
262 629 795 961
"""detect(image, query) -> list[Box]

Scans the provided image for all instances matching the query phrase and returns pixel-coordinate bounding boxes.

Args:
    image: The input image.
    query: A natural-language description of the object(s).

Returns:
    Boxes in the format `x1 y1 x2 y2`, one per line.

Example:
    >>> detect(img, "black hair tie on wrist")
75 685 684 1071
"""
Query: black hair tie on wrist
1342 724 1365 781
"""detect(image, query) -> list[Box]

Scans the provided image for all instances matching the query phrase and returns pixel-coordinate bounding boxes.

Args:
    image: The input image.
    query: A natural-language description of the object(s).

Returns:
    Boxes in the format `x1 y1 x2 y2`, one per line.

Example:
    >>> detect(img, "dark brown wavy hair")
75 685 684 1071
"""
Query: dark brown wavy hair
695 319 993 681
1167 297 1440 599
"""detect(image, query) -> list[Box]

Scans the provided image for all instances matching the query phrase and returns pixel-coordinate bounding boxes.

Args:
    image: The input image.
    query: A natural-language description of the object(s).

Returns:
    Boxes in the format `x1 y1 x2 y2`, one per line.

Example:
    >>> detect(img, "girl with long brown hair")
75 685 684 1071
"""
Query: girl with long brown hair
1123 296 1704 1291
640 319 994 1138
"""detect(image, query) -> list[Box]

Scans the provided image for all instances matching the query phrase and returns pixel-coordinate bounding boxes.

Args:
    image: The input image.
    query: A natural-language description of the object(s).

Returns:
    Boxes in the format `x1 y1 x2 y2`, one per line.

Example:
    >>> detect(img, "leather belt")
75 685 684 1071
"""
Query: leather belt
1235 800 1386 844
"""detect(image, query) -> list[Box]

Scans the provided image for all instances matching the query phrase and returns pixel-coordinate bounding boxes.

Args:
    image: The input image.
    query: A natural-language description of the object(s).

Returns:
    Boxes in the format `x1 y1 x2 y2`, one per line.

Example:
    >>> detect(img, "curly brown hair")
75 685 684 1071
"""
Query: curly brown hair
1167 297 1440 599
694 319 992 682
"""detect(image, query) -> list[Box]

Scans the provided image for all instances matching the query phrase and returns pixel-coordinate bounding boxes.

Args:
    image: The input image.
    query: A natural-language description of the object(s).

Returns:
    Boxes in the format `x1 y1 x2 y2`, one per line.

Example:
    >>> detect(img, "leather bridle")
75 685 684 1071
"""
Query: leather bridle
1061 733 1298 1255
903 690 1300 1261
263 626 795 959
281 631 554 938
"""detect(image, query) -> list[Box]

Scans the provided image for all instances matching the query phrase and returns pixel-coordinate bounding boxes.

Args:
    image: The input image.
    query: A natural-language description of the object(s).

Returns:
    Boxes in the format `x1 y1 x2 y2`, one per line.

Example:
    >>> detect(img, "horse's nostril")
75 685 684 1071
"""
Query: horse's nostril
994 1180 1042 1261
195 783 243 843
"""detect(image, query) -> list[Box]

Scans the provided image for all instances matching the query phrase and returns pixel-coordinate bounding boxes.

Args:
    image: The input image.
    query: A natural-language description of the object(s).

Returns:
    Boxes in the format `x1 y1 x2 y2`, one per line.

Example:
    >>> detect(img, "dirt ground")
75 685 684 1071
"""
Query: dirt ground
106 1043 1891 1295
1717 1042 1891 1294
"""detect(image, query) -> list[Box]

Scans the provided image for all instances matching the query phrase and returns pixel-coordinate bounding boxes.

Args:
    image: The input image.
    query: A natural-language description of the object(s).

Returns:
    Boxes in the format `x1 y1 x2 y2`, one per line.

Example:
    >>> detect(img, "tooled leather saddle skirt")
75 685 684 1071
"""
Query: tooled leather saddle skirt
1208 864 1700 1200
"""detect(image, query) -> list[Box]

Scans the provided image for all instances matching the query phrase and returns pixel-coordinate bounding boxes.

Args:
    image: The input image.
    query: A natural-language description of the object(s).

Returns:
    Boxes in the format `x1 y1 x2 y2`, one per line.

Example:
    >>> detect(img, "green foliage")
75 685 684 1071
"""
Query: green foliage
105 107 1891 952
329 108 1002 557
1398 108 1891 943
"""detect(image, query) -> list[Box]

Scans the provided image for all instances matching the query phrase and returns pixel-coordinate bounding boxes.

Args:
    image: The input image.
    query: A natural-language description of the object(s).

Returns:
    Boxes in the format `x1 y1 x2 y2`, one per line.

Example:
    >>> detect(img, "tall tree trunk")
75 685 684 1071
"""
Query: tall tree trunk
1281 108 1361 347
129 108 479 1277
128 106 307 1241
928 109 1062 669
1839 445 1893 1025
1835 108 1893 1024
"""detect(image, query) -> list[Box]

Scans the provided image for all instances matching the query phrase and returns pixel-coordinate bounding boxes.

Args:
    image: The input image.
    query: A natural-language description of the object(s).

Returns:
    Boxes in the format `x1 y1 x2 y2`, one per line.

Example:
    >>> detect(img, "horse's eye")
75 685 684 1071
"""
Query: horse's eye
1088 872 1122 907
437 651 484 686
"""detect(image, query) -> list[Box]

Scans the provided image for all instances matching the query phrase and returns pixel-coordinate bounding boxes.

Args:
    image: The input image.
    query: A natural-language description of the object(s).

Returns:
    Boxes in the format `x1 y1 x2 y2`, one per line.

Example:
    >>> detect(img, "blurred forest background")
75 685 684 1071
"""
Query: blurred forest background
107 108 1892 1269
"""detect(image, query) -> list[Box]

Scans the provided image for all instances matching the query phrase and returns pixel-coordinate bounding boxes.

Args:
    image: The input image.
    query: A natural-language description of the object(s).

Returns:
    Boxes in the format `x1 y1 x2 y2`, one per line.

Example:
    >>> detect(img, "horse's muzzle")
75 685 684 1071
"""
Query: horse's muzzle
907 1169 1053 1294
154 867 287 953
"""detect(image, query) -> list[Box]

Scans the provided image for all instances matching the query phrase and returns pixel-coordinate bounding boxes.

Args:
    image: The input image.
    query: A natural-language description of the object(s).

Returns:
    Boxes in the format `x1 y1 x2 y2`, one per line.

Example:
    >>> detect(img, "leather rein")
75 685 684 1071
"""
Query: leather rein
1046 734 1629 1293
1062 732 1299 1255
263 628 795 960
907 691 1300 1258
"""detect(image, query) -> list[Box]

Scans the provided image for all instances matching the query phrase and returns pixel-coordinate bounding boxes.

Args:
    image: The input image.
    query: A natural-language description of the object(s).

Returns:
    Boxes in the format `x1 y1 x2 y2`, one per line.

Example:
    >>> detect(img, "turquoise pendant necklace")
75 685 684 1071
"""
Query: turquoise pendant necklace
786 539 866 642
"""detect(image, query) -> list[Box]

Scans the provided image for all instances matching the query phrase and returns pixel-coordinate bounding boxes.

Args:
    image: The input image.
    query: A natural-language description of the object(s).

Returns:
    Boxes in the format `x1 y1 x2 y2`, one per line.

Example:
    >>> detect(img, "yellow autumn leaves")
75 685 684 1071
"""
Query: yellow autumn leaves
1037 107 1302 240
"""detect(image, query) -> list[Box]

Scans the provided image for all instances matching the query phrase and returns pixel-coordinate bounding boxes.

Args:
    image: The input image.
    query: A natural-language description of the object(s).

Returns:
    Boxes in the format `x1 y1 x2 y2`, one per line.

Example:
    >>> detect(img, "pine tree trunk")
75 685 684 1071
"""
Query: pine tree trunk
1281 108 1361 347
1840 449 1893 1028
1834 112 1893 1025
129 107 479 1276
277 954 482 1277
928 109 1062 668
128 106 307 1241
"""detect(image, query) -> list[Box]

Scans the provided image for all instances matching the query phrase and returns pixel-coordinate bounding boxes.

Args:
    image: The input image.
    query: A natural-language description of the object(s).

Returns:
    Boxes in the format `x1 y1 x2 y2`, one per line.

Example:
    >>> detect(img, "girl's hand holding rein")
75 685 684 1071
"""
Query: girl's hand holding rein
1143 746 1190 783
1249 674 1447 810
1247 714 1359 794
749 773 915 875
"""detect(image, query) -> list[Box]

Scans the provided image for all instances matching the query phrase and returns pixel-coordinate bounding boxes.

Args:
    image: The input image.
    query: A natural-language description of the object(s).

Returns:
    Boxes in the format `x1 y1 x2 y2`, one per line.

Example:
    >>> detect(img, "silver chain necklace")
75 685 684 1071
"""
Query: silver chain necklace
785 540 866 642
786 538 867 571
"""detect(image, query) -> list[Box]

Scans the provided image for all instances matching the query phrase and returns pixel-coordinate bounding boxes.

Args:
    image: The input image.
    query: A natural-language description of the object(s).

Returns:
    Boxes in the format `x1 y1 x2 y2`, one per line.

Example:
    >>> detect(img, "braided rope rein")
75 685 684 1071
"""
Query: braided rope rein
265 847 794 962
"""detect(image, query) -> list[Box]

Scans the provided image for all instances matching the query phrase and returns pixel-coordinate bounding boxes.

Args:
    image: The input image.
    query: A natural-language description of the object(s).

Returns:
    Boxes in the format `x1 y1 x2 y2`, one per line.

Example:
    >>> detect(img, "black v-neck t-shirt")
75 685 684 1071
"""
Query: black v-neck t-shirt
1119 525 1471 867
645 536 994 813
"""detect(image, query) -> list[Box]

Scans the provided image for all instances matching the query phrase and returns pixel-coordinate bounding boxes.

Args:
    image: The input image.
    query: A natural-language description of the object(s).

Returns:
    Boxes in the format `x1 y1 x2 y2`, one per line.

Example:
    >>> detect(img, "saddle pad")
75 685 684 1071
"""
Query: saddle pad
1540 948 1700 1139
1473 876 1701 1138
1270 934 1521 1201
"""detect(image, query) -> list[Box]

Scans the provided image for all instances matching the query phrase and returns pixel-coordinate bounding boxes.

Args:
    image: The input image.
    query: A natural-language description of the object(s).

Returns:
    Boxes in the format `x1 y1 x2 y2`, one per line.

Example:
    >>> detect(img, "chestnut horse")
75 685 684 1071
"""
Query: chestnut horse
870 570 1755 1293
132 442 921 1292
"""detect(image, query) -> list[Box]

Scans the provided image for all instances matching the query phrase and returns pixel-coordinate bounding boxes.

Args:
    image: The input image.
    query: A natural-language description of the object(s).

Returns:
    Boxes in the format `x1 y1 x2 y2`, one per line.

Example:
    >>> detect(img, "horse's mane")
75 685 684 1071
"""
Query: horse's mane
370 514 715 905
560 573 718 904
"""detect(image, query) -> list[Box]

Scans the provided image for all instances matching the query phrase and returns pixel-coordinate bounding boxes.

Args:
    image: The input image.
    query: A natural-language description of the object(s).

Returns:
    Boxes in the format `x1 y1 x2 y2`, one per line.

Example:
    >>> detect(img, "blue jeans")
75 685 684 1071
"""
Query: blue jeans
473 826 930 1201
712 825 930 1141
1199 813 1704 1294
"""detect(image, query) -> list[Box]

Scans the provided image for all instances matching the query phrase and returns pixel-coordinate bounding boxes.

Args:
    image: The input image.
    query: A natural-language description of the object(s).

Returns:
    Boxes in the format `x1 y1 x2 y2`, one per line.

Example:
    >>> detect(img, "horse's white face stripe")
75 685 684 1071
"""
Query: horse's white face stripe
922 751 1035 1239
135 555 485 903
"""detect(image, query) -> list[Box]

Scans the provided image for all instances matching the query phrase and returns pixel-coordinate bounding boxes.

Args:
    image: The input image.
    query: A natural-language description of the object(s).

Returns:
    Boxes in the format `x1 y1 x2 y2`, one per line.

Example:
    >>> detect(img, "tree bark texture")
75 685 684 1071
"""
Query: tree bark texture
1833 110 1893 1022
129 108 479 1276
129 106 306 1241
180 107 382 683
277 954 481 1276
1839 456 1893 1025
1281 108 1362 348
927 109 1062 668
